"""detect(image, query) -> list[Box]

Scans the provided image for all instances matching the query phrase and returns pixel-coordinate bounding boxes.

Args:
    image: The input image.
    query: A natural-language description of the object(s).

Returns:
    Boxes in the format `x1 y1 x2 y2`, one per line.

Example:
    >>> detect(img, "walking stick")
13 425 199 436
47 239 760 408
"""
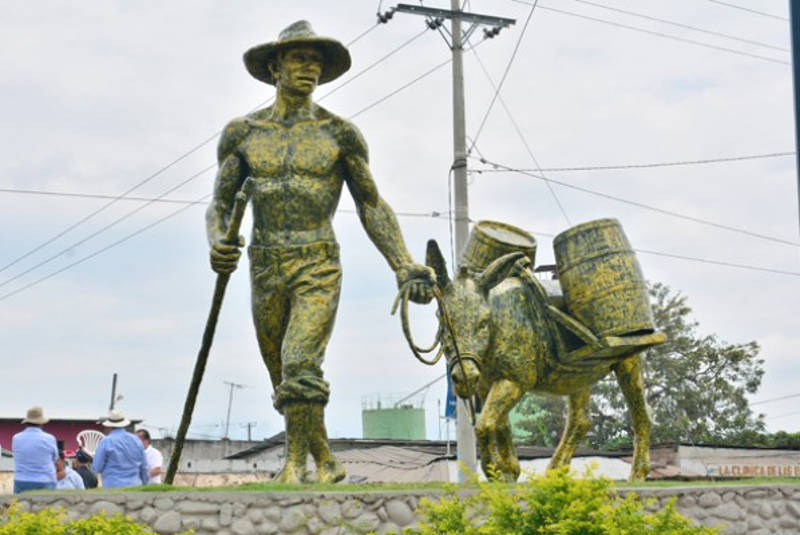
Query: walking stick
165 177 254 484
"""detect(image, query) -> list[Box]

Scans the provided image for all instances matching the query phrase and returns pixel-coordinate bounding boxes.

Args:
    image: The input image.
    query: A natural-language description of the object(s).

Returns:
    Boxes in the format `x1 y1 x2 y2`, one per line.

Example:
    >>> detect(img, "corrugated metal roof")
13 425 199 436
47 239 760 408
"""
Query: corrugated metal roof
318 446 450 483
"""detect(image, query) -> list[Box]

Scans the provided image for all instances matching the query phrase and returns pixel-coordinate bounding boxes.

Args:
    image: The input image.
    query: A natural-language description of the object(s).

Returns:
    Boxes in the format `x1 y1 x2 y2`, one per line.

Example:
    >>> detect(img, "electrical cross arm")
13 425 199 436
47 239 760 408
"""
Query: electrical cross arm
394 4 515 28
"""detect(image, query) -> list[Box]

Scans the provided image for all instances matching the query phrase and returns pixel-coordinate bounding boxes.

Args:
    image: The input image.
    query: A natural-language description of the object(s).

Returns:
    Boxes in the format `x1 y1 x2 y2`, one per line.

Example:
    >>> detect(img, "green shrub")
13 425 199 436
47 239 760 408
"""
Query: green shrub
405 466 720 535
0 502 193 534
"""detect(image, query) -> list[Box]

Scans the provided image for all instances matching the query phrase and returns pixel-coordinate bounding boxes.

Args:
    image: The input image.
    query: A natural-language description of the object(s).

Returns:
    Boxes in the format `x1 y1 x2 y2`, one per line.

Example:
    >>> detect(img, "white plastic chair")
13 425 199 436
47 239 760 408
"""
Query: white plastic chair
76 429 105 456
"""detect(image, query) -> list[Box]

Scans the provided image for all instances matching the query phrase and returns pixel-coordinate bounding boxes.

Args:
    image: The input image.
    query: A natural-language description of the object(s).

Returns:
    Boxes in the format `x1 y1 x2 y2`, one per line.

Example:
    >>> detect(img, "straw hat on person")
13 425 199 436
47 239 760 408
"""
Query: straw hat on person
21 406 49 425
101 409 131 428
243 20 351 85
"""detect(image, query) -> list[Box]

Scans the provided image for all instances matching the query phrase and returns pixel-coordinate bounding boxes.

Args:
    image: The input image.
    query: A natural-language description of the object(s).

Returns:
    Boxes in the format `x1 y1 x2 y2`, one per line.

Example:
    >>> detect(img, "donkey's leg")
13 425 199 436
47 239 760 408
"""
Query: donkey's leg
548 388 591 470
475 379 523 481
495 418 521 482
613 356 651 481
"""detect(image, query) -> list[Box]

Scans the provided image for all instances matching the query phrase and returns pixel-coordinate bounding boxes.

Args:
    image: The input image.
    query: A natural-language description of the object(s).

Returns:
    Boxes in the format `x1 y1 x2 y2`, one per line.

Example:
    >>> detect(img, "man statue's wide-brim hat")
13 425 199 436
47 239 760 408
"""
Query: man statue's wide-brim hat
244 20 351 85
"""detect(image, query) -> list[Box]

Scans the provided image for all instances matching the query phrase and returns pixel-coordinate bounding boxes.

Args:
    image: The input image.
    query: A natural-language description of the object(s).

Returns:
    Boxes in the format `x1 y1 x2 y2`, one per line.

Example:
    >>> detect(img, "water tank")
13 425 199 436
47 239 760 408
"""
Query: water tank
361 394 426 440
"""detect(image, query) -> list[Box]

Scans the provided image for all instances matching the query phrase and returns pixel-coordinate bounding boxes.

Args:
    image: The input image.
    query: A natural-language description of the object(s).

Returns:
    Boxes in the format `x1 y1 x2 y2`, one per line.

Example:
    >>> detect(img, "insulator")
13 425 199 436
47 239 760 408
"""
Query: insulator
483 26 502 38
377 9 395 24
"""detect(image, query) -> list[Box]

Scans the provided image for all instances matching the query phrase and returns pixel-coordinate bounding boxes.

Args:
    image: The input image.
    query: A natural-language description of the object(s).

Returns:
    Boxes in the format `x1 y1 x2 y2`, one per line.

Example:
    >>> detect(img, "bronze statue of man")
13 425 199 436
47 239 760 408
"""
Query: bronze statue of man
206 20 433 484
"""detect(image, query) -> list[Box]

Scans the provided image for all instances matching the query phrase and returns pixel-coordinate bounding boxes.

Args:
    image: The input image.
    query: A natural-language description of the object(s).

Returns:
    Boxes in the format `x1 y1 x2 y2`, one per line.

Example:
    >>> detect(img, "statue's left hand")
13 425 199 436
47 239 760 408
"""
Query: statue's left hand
396 263 435 304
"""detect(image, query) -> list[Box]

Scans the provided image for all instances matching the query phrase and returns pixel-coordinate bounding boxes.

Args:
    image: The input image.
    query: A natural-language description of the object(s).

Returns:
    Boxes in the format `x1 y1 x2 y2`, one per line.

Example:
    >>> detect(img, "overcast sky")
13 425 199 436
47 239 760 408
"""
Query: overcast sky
1 0 798 443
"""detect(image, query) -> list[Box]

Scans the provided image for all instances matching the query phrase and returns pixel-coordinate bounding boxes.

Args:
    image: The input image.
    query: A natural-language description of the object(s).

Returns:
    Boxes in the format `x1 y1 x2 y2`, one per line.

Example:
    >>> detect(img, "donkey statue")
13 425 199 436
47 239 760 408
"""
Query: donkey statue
414 220 665 482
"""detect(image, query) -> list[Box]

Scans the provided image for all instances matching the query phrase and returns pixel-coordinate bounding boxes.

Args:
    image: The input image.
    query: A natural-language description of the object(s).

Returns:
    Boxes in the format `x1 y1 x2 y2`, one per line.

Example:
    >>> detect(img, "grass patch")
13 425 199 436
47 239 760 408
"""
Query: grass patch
619 477 800 488
39 477 800 493
119 481 453 493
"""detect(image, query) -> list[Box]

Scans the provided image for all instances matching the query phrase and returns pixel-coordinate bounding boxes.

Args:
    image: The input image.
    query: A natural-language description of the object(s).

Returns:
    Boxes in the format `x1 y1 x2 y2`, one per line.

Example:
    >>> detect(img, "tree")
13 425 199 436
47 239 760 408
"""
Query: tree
513 392 564 447
514 282 766 449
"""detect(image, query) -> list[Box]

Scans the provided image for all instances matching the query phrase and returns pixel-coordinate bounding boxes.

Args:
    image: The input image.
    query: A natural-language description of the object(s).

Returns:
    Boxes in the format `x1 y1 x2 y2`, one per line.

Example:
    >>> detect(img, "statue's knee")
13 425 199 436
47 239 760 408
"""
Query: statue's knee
451 362 480 398
475 419 494 440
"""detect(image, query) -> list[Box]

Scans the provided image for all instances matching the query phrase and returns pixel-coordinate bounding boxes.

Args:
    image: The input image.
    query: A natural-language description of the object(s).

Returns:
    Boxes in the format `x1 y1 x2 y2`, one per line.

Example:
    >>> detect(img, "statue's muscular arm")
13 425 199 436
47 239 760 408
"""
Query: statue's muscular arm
206 118 250 273
339 120 433 298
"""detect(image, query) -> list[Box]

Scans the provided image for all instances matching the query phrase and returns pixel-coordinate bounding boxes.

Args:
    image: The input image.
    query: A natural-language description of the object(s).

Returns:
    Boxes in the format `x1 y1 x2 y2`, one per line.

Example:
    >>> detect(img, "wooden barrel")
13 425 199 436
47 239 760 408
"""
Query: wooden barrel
460 221 537 273
553 218 654 337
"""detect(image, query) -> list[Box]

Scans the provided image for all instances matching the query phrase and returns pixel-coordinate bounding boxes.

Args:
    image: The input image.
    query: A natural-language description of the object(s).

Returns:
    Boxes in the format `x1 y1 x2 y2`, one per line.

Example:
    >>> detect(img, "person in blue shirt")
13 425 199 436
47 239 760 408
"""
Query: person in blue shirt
12 406 59 493
93 410 149 489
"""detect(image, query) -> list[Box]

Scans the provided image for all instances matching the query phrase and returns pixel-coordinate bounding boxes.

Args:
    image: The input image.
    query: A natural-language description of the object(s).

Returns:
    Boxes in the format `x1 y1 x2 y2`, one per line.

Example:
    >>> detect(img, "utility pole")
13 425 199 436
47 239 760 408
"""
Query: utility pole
109 373 118 411
222 381 244 439
241 421 257 441
790 0 800 237
393 2 515 478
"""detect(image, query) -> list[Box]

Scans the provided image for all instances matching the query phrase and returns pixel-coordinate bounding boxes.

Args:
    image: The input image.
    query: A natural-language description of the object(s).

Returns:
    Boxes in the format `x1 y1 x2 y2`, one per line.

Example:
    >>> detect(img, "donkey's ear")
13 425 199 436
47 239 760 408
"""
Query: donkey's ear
426 240 451 288
476 252 526 293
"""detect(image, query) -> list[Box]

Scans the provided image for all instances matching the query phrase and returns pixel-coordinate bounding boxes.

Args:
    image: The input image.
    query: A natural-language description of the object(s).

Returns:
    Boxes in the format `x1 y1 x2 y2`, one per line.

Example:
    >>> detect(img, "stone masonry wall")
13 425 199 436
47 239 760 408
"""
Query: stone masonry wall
1 485 799 534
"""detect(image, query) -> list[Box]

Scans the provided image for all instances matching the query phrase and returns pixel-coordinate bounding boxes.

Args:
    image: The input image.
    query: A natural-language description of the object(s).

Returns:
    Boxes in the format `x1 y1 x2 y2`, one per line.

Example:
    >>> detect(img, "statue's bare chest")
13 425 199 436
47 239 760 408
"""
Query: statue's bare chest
239 122 340 179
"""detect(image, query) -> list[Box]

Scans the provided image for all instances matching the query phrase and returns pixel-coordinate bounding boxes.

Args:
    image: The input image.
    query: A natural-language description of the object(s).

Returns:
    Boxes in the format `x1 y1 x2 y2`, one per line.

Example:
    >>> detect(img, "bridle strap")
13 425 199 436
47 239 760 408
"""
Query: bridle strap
392 280 477 424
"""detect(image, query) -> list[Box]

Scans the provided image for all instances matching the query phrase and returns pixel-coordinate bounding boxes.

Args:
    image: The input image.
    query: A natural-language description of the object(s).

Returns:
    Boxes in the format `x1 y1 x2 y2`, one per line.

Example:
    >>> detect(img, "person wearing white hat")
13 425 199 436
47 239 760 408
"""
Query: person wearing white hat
11 406 59 493
92 410 149 488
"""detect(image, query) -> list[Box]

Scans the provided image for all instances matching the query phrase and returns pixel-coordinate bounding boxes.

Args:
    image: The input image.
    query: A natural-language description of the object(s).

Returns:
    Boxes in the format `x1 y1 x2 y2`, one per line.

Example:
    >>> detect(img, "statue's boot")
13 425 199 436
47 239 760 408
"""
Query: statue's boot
275 403 310 484
308 404 345 484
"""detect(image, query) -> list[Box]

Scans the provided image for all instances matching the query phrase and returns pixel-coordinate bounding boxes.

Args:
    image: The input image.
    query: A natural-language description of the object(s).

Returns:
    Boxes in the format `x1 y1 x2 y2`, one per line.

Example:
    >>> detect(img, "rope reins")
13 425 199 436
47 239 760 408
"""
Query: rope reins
392 280 477 424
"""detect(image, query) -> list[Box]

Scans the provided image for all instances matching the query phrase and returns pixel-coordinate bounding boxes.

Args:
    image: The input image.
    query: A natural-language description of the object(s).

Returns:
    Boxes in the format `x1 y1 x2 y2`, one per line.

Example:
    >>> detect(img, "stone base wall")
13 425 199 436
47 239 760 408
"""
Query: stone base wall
1 485 799 534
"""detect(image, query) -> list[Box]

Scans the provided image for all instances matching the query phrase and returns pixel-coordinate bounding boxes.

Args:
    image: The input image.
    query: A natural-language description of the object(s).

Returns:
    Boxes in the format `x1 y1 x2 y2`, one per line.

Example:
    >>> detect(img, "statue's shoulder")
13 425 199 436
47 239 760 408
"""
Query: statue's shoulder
317 106 368 159
244 106 275 125
217 115 252 161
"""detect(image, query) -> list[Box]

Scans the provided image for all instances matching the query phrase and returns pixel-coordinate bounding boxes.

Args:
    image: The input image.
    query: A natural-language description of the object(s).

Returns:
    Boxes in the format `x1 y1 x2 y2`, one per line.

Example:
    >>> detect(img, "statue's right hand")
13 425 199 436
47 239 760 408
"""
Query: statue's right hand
210 238 243 274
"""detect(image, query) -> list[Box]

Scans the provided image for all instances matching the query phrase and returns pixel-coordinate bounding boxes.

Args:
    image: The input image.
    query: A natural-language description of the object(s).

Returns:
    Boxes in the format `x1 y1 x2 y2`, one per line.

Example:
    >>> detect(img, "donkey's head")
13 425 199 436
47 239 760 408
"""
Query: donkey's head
426 240 526 398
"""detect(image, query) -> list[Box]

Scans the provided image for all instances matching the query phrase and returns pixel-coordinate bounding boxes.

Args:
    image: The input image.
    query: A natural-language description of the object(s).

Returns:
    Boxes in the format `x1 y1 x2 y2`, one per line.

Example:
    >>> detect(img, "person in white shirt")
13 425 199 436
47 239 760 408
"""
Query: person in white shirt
55 451 85 490
135 429 163 484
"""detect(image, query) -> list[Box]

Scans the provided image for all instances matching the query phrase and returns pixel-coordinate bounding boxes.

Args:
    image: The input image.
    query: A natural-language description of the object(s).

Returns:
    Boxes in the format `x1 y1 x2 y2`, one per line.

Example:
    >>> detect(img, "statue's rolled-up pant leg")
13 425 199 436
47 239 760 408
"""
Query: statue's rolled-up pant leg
272 242 342 412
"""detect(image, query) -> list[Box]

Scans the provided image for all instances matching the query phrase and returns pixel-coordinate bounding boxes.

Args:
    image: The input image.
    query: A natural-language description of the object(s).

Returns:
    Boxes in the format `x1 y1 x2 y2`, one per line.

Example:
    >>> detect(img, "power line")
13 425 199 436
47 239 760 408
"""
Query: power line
633 248 800 277
474 157 800 248
0 193 211 303
0 132 220 275
509 0 791 66
349 56 453 119
467 41 572 225
0 186 450 220
0 21 385 277
0 26 434 285
468 0 539 155
448 166 456 268
316 26 432 103
0 42 465 300
751 393 800 406
523 227 800 276
0 164 216 290
472 151 795 173
0 193 449 303
766 409 800 420
570 0 789 52
346 21 382 47
238 23 384 114
0 188 208 205
707 0 788 22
